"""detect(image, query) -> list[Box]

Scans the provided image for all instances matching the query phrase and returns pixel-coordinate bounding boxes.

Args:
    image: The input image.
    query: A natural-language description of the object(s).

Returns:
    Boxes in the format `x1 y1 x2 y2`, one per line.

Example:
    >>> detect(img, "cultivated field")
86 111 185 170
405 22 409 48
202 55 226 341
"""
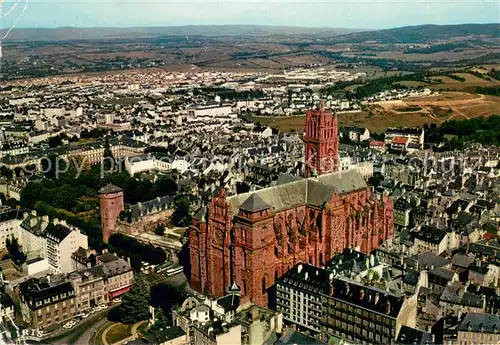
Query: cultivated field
248 92 500 134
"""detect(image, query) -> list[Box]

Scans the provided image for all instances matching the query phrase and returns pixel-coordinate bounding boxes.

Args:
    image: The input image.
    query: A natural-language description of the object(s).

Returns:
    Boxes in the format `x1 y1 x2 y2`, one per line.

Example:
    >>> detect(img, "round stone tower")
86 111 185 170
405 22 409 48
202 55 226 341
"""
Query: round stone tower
99 183 124 243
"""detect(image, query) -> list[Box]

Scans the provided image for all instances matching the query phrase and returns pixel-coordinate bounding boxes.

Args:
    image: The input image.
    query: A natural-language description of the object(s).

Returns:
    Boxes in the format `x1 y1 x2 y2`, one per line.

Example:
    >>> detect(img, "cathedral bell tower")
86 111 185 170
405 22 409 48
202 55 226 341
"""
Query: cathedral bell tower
303 101 339 177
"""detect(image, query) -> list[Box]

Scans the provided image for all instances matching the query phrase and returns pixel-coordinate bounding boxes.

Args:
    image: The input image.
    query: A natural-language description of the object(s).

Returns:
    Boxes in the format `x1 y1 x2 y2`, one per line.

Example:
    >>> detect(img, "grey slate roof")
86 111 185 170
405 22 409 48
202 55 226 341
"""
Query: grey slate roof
239 194 273 212
193 207 207 222
120 196 172 222
457 313 500 333
101 257 132 278
396 325 433 345
44 223 72 243
276 173 303 186
98 183 123 194
227 169 367 215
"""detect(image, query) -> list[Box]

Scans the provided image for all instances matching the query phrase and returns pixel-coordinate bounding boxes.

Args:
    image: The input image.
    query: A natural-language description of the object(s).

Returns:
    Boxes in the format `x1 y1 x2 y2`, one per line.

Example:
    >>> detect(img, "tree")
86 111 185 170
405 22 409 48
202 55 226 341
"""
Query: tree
48 135 63 148
154 224 166 237
112 275 150 324
5 237 26 265
156 178 177 196
147 307 170 339
0 166 13 179
103 136 115 172
171 197 192 227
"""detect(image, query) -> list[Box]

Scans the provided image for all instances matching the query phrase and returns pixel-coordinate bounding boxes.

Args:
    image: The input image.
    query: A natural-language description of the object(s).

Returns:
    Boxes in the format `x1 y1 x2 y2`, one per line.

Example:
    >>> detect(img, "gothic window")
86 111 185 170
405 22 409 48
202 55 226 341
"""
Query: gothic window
262 275 267 295
286 214 294 230
309 255 313 264
319 253 323 266
298 210 304 223
242 280 247 296
275 270 279 281
309 210 315 222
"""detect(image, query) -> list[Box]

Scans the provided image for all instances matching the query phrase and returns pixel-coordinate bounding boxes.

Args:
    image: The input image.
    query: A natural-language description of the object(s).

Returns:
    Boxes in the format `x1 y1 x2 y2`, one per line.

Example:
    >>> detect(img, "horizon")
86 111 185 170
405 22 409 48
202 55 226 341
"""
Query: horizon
0 0 498 31
7 21 500 31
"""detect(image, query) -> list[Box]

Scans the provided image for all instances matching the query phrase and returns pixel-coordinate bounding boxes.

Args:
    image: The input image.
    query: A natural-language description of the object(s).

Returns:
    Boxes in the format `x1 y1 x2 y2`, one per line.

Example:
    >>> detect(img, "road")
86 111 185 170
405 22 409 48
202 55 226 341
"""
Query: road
42 308 114 345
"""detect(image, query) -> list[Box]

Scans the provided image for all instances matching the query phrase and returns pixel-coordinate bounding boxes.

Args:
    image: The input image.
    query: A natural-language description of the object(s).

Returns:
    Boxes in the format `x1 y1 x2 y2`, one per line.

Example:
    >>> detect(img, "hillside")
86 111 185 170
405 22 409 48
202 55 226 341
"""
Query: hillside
332 23 500 44
0 25 361 42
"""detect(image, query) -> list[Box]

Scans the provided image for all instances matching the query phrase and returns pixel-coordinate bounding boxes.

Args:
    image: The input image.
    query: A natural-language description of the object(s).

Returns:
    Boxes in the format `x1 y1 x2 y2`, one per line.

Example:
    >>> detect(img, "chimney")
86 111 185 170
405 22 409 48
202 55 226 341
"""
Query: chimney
42 215 49 223
305 272 309 280
30 217 37 228
386 301 391 314
127 257 131 265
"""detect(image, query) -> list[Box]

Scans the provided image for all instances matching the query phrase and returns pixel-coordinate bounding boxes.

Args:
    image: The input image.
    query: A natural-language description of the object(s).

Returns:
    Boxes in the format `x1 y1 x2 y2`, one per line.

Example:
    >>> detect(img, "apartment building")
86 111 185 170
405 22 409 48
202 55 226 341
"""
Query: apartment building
191 320 242 345
44 221 88 274
276 263 417 345
69 266 107 310
19 252 133 329
454 313 500 345
19 276 77 329
173 290 282 345
20 211 49 257
99 252 134 300
0 208 23 250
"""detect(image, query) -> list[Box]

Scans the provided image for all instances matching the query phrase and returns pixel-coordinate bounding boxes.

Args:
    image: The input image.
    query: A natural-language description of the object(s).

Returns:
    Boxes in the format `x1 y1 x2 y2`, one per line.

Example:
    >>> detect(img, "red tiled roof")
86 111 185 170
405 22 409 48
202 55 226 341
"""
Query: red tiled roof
369 141 385 146
392 136 409 145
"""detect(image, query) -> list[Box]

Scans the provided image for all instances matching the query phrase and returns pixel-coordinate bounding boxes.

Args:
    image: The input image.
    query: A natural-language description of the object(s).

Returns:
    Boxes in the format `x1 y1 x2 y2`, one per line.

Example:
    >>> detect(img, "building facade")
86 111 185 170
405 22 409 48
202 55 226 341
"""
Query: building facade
44 221 88 274
276 263 417 345
190 105 394 308
99 184 125 243
303 102 339 177
19 276 77 329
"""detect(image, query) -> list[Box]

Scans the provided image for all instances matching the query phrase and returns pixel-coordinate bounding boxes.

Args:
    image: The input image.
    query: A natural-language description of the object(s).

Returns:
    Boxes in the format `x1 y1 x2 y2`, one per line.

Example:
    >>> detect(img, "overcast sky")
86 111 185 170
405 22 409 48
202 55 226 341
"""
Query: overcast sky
3 0 499 29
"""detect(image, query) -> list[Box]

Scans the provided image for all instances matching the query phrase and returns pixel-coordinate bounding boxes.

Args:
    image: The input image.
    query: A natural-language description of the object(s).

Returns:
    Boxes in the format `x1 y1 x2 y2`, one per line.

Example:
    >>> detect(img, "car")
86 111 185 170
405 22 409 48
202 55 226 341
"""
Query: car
81 313 90 319
63 321 75 329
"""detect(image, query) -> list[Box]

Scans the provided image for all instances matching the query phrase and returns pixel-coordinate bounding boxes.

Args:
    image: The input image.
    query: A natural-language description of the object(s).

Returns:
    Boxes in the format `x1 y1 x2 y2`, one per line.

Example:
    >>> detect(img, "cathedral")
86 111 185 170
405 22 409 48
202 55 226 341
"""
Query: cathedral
189 103 394 307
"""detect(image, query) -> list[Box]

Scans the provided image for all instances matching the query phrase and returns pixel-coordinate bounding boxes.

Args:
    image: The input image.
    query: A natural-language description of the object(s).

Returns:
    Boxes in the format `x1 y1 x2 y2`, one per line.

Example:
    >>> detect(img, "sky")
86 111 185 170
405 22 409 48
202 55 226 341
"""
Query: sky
1 0 499 30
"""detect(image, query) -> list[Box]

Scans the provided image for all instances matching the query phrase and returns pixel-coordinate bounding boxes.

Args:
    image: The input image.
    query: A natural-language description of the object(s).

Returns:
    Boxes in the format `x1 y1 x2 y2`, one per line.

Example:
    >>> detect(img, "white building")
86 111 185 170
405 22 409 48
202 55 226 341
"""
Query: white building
20 212 49 258
125 154 174 175
191 105 233 117
44 220 88 274
385 127 425 149
0 208 23 250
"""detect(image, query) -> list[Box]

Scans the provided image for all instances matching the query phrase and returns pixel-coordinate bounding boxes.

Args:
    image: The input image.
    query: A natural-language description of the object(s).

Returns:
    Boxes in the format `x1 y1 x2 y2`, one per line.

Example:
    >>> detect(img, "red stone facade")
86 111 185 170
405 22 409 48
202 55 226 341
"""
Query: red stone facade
304 101 339 177
99 189 125 243
189 106 394 307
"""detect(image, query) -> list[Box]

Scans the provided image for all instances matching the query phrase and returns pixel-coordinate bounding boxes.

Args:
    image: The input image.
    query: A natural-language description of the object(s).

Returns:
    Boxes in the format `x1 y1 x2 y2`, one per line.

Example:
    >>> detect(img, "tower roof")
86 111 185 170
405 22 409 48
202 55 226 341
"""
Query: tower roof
239 193 272 213
98 183 123 195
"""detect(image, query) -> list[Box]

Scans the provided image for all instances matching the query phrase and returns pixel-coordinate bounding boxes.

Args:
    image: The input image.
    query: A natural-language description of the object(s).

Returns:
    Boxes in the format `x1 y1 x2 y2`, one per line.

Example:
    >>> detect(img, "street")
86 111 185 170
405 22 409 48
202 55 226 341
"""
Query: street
41 307 114 345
